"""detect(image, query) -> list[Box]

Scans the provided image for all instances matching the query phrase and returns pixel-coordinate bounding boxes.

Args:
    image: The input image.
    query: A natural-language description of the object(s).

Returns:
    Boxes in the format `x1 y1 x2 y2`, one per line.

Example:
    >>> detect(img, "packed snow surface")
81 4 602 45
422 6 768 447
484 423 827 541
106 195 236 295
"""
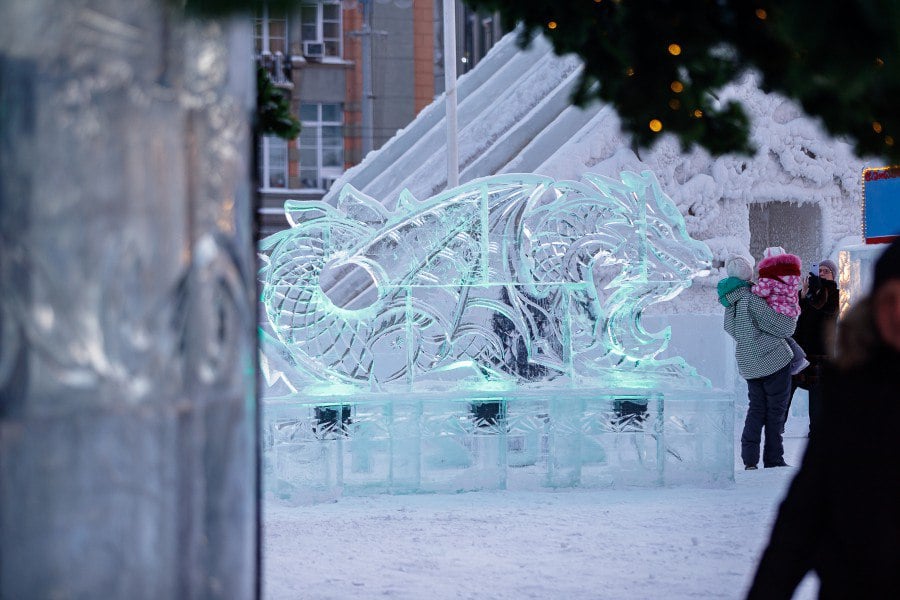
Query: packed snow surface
264 416 818 599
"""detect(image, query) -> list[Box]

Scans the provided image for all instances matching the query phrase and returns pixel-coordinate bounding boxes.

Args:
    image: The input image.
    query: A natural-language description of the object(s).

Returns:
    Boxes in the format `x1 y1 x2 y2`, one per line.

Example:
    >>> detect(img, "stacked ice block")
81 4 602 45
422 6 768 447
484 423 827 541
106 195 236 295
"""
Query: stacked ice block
263 389 732 502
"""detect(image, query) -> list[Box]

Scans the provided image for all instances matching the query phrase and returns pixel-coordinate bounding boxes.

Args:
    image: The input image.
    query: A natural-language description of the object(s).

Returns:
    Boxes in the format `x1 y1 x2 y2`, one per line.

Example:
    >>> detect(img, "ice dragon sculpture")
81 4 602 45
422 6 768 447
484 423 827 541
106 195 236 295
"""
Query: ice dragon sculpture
259 171 711 390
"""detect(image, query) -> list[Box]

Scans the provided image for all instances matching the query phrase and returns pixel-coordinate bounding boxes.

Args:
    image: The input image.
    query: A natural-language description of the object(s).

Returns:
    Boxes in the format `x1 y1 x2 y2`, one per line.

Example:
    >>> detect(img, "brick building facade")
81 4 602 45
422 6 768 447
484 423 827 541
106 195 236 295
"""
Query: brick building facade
254 0 502 238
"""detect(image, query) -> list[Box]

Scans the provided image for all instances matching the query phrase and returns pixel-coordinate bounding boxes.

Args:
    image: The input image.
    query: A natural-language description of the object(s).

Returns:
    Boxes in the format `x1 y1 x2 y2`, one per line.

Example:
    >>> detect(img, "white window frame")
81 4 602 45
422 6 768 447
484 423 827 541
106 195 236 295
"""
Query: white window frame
259 135 289 191
254 4 288 55
299 103 344 191
300 1 343 59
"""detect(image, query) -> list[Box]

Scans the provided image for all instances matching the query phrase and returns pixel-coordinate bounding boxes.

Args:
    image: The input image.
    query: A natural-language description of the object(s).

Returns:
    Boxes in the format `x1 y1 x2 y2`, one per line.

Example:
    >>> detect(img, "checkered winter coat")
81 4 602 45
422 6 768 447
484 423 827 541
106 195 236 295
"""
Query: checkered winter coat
751 252 802 318
723 285 797 380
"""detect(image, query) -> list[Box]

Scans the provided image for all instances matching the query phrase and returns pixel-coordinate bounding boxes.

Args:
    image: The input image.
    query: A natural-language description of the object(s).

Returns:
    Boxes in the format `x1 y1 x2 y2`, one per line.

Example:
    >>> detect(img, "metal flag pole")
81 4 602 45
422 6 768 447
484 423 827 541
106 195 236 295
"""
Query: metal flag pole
442 0 459 188
361 0 374 157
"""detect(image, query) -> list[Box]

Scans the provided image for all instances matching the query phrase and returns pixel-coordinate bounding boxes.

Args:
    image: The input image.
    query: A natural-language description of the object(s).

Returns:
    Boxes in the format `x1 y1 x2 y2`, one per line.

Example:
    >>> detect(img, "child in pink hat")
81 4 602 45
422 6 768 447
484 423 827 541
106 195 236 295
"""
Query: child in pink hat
753 247 808 374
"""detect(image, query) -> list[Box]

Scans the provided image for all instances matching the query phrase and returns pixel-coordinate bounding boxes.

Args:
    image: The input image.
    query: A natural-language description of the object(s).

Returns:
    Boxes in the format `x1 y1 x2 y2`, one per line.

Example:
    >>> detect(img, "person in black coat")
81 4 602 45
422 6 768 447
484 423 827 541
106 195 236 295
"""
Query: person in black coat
785 259 840 434
746 238 900 598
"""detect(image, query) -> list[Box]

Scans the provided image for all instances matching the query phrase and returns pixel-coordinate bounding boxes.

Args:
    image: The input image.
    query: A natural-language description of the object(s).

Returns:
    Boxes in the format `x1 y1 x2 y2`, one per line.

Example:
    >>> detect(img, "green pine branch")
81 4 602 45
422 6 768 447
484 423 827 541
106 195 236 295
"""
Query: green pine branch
256 66 301 140
173 1 301 140
465 0 900 163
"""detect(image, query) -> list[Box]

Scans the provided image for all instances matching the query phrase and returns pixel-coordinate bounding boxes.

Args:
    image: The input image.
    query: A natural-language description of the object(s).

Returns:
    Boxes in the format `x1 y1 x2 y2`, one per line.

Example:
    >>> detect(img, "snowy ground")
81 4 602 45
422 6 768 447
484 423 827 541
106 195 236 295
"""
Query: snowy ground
263 414 818 600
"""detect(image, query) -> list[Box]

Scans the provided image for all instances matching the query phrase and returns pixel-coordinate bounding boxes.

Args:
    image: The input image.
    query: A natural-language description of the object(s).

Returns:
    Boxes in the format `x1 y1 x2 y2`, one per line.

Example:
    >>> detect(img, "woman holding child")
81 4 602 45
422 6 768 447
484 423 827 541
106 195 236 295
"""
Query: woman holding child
718 247 800 469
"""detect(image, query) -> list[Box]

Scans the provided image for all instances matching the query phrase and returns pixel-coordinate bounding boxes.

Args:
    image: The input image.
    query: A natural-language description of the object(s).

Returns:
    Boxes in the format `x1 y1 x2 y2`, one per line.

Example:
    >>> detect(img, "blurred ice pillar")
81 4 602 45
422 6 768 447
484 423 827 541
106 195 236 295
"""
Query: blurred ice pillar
0 1 258 598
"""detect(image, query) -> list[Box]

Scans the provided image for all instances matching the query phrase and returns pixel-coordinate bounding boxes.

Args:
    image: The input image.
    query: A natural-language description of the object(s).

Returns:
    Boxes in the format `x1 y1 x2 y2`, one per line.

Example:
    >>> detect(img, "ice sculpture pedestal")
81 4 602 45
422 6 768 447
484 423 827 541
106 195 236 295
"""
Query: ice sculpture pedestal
264 387 733 503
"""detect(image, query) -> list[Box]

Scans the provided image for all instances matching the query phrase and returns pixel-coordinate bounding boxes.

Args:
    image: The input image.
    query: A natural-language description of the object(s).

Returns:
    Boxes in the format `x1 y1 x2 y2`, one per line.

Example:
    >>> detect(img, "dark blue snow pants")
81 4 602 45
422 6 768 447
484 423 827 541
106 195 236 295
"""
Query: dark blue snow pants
741 363 791 468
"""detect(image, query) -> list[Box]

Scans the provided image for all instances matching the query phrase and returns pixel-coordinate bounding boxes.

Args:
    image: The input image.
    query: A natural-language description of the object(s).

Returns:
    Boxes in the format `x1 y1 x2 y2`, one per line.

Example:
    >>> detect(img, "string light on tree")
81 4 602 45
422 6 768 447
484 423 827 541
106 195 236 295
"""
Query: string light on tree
461 0 900 161
649 119 663 132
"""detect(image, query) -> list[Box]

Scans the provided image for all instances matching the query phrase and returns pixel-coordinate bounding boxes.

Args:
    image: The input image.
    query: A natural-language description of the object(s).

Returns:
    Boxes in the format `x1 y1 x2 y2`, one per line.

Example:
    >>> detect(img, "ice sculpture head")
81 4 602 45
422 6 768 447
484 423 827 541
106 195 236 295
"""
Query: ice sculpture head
259 171 712 389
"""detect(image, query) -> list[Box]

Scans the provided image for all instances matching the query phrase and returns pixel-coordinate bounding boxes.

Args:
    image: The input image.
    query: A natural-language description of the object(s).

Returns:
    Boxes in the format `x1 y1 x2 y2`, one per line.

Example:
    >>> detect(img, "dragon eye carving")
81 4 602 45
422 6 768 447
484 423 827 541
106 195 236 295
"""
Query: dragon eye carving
320 260 380 312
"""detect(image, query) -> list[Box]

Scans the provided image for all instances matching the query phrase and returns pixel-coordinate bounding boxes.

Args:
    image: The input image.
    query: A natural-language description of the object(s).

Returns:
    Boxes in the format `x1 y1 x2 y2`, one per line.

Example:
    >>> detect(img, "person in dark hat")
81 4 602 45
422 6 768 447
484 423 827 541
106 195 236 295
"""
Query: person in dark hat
785 256 840 435
746 237 900 599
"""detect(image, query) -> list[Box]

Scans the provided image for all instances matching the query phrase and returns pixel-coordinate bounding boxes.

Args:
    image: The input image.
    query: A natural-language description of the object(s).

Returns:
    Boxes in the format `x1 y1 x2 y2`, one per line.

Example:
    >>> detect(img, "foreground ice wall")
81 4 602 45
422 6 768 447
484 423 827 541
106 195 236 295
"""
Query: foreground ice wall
0 4 257 597
259 172 733 502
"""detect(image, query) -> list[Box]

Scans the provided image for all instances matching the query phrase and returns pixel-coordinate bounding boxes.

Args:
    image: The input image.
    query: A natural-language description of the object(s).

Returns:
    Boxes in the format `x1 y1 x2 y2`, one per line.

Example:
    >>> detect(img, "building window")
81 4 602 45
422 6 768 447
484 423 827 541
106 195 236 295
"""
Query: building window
259 136 288 189
300 1 342 58
255 4 292 85
299 103 343 190
482 17 494 50
254 7 287 55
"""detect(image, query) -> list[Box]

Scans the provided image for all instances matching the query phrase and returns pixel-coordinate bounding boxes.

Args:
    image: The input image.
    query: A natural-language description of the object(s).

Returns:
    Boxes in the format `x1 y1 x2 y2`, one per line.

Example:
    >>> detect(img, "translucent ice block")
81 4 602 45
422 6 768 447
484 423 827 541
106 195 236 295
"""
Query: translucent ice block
262 388 733 502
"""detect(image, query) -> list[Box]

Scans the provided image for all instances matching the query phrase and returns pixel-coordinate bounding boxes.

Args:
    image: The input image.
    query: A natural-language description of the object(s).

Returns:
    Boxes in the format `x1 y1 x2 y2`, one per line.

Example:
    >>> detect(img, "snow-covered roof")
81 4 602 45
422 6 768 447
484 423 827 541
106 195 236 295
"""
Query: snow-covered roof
323 31 874 313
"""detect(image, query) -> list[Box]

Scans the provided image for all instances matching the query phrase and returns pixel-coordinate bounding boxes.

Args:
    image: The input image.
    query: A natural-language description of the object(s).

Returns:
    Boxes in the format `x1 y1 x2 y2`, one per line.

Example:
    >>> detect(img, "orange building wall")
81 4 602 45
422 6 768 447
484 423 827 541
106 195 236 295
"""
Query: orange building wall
413 0 435 115
344 4 363 167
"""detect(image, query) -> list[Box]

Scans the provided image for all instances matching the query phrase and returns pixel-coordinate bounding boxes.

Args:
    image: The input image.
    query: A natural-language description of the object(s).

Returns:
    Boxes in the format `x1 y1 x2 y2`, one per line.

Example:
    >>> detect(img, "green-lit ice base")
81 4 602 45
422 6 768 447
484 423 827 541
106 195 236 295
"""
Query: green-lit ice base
263 387 733 503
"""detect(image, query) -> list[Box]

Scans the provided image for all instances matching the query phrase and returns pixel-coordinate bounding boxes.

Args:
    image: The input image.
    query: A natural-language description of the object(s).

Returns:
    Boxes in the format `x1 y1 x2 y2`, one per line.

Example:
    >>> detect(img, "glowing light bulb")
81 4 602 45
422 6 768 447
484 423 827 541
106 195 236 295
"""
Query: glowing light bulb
670 81 684 93
873 121 883 133
693 109 703 118
649 119 663 132
755 8 767 20
548 21 557 30
668 44 681 56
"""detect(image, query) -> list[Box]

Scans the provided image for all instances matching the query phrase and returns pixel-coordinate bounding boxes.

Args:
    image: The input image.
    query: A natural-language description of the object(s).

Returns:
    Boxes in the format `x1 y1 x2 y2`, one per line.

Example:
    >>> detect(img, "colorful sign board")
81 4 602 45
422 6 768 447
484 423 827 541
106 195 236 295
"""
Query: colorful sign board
863 166 900 244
